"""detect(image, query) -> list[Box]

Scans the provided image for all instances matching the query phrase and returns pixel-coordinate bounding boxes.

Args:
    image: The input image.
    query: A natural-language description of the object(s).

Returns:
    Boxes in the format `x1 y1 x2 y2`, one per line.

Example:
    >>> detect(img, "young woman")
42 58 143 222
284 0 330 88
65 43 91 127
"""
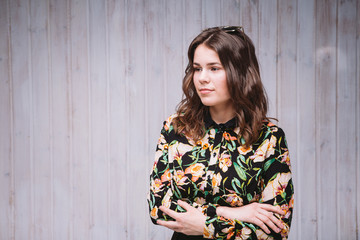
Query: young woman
147 26 294 240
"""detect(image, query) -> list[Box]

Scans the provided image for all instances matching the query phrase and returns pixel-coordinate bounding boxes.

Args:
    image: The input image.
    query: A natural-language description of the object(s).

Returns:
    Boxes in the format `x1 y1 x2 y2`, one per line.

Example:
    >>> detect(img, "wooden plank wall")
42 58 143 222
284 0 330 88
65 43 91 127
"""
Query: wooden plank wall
0 0 359 239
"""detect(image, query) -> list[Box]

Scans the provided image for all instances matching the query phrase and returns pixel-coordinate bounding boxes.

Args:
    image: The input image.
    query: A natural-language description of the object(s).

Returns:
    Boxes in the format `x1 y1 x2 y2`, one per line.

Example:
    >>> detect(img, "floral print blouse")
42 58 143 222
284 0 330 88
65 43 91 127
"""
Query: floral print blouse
147 114 294 240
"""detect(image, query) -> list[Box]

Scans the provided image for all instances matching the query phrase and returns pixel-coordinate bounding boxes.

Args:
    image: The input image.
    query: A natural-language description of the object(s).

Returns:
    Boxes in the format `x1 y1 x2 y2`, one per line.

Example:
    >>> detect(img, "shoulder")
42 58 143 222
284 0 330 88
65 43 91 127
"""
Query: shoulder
258 120 287 143
162 113 178 131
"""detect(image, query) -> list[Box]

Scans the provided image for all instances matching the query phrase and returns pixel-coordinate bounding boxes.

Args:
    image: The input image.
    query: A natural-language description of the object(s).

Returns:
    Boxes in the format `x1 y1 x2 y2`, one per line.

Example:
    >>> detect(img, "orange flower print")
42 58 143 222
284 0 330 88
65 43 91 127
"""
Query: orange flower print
204 223 215 238
194 197 206 205
223 132 237 141
280 222 290 238
238 145 252 155
185 163 205 182
224 193 243 207
151 178 163 194
162 188 173 208
198 180 207 191
235 227 251 239
280 203 291 219
289 194 295 208
267 121 275 127
265 135 277 158
161 169 171 183
250 139 269 163
219 153 232 172
202 143 209 150
255 229 274 240
211 172 222 194
174 170 187 186
279 150 291 167
150 206 158 219
262 172 291 201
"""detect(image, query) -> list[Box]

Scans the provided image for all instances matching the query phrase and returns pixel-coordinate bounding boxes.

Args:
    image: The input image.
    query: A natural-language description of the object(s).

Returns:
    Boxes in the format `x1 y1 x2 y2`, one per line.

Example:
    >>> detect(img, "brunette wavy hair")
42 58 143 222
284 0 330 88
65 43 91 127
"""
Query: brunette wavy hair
173 26 269 147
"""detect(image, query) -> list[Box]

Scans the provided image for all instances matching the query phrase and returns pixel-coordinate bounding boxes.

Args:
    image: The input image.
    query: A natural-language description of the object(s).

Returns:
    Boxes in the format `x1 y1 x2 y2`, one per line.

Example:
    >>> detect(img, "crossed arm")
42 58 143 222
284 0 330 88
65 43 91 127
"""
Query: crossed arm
157 200 286 236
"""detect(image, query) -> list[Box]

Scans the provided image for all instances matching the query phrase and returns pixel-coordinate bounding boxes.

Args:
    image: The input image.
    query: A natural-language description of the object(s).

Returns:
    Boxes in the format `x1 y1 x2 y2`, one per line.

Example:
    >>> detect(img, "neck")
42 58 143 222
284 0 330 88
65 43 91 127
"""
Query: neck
209 105 235 124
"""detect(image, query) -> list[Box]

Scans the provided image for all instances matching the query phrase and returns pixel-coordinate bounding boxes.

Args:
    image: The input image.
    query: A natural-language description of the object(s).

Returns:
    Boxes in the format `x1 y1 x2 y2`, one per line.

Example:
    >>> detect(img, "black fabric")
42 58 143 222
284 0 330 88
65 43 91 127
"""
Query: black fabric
171 232 206 240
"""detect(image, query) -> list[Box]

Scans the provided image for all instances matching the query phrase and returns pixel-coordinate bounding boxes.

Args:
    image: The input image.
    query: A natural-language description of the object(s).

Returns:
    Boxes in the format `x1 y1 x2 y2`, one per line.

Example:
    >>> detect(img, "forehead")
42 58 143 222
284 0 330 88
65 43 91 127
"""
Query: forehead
193 44 221 64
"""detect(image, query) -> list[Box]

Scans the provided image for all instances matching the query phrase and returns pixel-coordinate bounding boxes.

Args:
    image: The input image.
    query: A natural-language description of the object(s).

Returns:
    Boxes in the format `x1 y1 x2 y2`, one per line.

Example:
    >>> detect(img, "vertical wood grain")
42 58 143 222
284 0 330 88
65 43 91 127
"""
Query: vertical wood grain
9 0 33 238
70 0 90 239
295 0 317 238
221 0 241 26
1 0 360 239
144 1 165 199
88 0 109 238
126 1 147 239
49 0 72 239
239 0 259 52
315 0 338 238
202 0 221 28
277 2 298 237
106 0 128 238
336 0 358 237
357 1 360 237
29 0 52 238
164 0 184 118
258 0 278 119
0 0 13 239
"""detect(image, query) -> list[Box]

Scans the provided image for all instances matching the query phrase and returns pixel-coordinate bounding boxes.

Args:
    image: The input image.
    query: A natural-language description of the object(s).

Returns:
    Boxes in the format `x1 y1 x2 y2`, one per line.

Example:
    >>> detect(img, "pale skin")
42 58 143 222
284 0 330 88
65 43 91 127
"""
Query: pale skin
157 44 285 236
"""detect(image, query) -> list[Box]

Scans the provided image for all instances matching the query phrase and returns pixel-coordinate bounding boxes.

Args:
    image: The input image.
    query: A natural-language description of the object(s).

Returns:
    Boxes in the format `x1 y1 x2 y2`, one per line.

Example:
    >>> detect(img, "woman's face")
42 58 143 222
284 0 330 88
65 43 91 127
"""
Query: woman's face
193 44 232 112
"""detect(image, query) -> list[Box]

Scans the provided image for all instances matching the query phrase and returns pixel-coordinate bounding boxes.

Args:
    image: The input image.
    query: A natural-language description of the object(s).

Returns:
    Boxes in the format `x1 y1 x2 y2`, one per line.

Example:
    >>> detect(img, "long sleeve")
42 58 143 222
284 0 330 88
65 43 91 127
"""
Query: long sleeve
147 122 179 223
147 118 215 224
203 126 294 240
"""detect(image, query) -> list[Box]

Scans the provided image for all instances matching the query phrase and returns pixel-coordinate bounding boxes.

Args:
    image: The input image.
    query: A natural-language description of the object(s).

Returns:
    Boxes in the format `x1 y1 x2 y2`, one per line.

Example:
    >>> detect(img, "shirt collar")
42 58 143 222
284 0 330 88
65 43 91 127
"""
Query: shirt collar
204 111 237 130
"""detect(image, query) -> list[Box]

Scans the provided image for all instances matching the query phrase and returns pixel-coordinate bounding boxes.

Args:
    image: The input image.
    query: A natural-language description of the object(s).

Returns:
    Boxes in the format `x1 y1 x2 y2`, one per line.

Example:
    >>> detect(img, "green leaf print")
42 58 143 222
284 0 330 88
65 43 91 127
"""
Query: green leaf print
234 162 247 181
264 158 276 171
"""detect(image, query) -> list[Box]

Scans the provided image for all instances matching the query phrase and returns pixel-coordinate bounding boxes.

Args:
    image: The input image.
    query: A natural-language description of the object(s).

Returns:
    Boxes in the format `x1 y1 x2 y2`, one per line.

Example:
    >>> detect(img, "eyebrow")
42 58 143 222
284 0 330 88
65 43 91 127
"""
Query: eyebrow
193 62 222 66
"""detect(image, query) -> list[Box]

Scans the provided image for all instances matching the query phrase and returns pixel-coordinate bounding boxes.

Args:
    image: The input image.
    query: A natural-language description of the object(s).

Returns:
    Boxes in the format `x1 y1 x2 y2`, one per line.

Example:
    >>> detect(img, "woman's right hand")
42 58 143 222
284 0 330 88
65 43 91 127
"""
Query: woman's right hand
216 203 285 234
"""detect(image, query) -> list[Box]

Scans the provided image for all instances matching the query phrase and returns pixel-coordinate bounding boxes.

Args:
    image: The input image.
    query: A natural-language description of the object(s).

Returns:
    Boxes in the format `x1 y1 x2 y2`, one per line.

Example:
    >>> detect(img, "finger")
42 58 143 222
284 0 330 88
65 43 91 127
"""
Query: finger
177 200 192 211
159 206 179 220
258 208 284 229
157 219 180 231
259 204 285 215
256 213 281 233
253 218 271 234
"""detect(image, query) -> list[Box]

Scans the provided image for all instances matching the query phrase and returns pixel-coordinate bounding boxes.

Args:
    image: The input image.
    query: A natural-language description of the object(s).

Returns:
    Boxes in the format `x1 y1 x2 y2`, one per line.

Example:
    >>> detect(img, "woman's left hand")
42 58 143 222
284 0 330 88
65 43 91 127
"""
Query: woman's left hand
157 200 207 236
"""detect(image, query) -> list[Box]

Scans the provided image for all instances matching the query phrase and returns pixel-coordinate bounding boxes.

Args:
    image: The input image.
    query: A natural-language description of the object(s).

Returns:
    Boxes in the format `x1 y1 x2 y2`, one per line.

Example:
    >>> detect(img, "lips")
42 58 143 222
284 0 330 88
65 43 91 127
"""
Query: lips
199 88 214 94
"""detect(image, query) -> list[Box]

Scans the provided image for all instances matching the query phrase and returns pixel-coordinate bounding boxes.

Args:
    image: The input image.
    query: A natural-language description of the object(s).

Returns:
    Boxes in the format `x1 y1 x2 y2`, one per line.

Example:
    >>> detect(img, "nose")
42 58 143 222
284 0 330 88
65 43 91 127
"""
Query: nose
198 69 209 84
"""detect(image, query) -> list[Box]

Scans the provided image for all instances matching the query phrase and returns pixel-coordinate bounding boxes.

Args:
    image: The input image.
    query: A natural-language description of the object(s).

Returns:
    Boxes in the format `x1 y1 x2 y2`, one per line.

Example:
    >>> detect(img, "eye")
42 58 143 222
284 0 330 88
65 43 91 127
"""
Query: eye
193 67 202 72
211 67 220 71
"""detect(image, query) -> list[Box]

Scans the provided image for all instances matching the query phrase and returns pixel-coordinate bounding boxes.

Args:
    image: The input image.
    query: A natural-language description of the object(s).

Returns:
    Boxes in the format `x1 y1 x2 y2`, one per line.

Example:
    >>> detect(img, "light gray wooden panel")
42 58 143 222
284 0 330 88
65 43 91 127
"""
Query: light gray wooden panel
336 0 358 237
70 0 91 239
357 0 360 236
277 1 298 237
29 1 52 238
49 0 72 239
0 0 13 239
2 0 360 239
240 0 259 53
144 1 167 239
295 0 317 239
258 0 278 119
315 0 338 238
357 0 360 237
221 0 241 26
126 1 148 239
9 0 33 238
88 0 109 238
106 0 128 238
164 0 184 117
202 0 221 28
